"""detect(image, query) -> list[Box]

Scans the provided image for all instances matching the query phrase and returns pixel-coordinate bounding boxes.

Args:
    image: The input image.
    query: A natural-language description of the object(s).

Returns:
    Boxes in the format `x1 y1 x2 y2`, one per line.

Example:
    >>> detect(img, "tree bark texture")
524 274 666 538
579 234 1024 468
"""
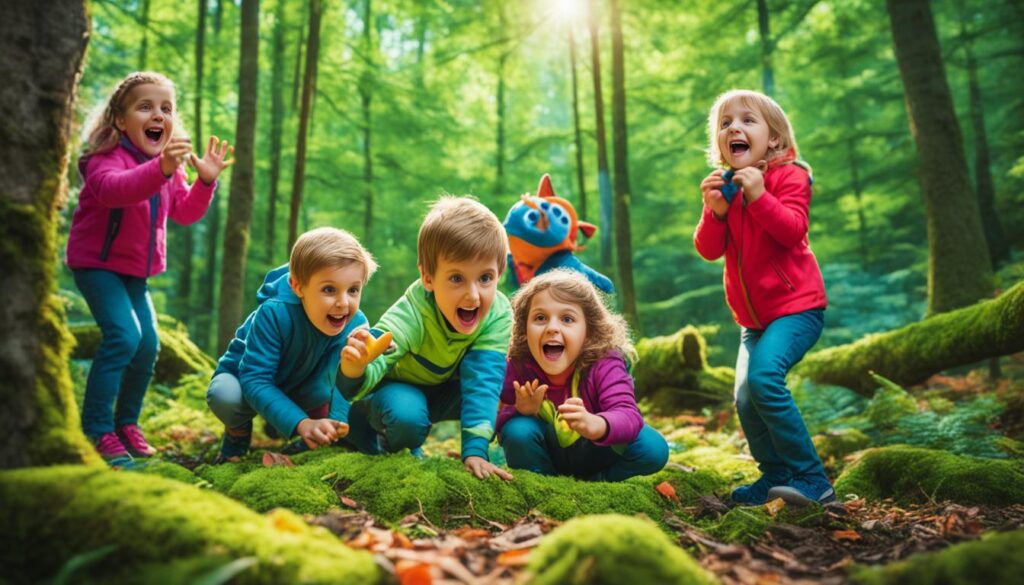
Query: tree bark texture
288 0 321 251
886 0 993 314
569 25 587 220
0 0 95 468
217 0 260 354
266 0 286 264
361 0 375 245
795 280 1024 396
588 0 613 275
633 326 735 413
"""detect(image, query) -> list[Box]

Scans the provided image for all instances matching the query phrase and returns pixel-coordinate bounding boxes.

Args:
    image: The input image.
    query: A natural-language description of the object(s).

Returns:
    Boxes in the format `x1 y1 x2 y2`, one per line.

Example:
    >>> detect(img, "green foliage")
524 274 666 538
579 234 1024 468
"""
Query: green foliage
523 515 717 585
864 373 920 429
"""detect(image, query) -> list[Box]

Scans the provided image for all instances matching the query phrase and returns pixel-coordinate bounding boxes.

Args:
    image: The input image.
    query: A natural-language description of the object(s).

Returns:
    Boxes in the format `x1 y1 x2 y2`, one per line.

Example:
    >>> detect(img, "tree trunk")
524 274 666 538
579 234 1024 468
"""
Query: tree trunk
608 0 639 331
139 0 151 70
217 0 260 354
795 280 1024 396
361 0 375 244
958 2 1008 269
0 0 94 468
288 0 322 251
756 0 774 96
633 327 734 413
494 5 507 198
569 24 587 220
266 0 286 265
291 1 306 114
886 0 993 314
588 0 613 275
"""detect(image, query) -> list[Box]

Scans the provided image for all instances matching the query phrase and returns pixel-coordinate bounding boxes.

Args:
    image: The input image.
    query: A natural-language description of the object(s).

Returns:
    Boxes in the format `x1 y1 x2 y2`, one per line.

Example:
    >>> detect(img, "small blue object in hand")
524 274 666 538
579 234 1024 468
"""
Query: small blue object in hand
720 170 739 203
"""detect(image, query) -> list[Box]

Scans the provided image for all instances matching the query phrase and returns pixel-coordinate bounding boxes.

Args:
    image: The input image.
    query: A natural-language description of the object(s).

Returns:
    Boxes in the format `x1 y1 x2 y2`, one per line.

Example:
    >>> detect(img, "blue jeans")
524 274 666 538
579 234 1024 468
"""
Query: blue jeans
73 269 159 438
500 415 669 482
341 380 461 454
735 309 825 480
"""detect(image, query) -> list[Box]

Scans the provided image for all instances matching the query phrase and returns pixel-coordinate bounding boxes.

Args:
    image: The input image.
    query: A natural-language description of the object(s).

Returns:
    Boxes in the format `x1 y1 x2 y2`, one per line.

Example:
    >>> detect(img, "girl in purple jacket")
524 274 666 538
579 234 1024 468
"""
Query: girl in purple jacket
66 72 233 462
497 270 668 481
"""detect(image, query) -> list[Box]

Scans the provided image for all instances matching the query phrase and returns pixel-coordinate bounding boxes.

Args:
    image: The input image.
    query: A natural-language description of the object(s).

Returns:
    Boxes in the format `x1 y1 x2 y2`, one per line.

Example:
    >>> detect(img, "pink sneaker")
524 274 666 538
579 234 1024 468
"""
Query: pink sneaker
94 432 131 462
117 424 156 457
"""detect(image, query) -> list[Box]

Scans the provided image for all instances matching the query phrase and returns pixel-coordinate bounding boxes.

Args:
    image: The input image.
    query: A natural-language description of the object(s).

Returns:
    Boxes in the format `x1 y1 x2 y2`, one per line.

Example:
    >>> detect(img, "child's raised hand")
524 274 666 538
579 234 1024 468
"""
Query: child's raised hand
513 379 549 416
296 417 347 450
557 397 608 441
188 136 235 185
161 137 193 177
341 329 394 378
732 161 767 202
464 455 514 481
700 170 730 218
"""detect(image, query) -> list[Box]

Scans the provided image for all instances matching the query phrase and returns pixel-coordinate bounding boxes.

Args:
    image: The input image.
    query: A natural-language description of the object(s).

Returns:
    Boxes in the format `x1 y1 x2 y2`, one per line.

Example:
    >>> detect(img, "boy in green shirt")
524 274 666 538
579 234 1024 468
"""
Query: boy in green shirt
338 196 514 480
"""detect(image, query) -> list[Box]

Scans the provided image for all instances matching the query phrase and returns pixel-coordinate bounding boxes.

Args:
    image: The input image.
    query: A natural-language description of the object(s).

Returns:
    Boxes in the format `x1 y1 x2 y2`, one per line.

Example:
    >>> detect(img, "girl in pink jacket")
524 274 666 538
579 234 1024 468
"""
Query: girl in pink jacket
66 72 233 462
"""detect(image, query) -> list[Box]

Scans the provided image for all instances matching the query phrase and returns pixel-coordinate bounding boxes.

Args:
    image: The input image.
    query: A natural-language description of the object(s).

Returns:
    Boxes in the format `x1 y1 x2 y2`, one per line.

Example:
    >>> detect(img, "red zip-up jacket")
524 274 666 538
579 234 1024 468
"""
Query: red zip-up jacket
693 163 826 330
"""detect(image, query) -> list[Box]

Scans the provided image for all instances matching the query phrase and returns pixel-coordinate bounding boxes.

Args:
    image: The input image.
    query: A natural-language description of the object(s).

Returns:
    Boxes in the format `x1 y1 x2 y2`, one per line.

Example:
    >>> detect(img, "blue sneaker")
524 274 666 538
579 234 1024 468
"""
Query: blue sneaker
215 422 252 463
767 474 836 506
731 473 790 506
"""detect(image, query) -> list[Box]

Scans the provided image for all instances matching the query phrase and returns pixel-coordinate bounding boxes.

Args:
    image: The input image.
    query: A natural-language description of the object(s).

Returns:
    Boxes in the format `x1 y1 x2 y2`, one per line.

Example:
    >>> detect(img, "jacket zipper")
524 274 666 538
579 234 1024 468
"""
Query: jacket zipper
727 210 763 330
769 258 796 291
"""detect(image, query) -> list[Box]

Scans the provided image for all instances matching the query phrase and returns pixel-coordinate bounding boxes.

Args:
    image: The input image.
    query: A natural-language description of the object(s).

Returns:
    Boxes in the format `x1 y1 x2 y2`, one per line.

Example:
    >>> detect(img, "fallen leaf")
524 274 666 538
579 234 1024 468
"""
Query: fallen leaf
262 451 294 468
764 497 786 518
655 481 681 504
340 496 360 509
395 560 433 585
451 527 491 540
320 471 338 482
267 509 305 534
496 548 532 567
832 529 862 541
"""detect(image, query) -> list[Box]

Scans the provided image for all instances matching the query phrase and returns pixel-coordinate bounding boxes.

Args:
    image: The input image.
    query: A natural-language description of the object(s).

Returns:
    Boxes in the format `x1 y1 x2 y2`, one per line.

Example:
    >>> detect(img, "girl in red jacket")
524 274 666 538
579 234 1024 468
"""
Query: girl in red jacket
693 90 831 506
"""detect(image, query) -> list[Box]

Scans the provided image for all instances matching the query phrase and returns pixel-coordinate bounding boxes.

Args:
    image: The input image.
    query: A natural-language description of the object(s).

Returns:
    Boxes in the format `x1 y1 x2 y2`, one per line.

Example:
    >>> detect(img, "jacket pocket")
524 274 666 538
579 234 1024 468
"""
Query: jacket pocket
769 258 796 291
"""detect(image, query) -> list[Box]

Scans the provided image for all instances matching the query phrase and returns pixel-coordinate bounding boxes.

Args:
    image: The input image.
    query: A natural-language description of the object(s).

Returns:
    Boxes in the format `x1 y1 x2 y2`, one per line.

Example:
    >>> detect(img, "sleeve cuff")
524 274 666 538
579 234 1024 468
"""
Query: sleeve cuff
461 437 490 461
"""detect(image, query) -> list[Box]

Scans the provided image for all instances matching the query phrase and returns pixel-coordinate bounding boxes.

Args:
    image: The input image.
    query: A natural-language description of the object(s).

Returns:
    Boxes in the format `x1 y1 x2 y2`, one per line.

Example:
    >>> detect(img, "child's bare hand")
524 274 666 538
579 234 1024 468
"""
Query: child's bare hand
189 136 235 184
341 329 394 378
513 379 549 416
464 455 514 481
296 418 346 449
557 397 608 441
700 170 730 218
160 137 192 177
733 162 766 202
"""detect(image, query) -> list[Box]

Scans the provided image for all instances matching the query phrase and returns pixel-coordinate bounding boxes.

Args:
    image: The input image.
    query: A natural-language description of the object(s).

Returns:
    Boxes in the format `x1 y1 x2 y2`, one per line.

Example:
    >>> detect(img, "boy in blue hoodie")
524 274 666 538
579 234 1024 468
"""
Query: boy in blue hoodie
207 227 377 462
336 196 514 481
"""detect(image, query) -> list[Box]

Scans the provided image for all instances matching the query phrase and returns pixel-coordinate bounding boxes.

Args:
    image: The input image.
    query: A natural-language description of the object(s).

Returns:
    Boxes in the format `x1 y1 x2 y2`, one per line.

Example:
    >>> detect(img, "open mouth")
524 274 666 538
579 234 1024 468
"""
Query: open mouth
730 140 749 155
542 342 565 361
326 314 348 330
144 128 164 144
456 307 479 328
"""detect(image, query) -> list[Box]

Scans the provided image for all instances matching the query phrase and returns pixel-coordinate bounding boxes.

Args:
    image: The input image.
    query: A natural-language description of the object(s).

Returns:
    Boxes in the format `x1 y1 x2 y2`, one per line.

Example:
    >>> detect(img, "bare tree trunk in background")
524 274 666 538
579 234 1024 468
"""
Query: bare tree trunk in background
588 0 613 275
361 0 375 245
291 2 306 114
266 0 286 265
139 0 151 70
756 0 774 96
288 0 322 251
217 0 260 353
494 5 508 198
886 0 993 315
608 0 639 331
569 24 587 219
0 0 95 468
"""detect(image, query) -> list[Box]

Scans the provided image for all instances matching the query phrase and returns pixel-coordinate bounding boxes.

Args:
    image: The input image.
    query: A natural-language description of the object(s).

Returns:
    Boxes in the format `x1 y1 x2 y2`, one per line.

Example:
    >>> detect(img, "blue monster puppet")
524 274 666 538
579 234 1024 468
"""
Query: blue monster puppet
503 174 614 294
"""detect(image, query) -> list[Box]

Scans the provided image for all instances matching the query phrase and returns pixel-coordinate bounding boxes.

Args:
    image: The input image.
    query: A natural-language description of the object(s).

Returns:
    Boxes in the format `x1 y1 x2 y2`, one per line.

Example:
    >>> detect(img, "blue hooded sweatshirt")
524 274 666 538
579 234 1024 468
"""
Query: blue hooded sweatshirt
214 264 368 437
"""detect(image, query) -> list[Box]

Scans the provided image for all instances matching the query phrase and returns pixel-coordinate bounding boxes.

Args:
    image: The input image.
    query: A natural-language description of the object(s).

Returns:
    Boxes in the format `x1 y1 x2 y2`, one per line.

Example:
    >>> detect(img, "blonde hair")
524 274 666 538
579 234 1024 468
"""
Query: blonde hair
509 270 637 372
290 227 378 285
417 196 508 277
707 89 799 168
82 72 179 158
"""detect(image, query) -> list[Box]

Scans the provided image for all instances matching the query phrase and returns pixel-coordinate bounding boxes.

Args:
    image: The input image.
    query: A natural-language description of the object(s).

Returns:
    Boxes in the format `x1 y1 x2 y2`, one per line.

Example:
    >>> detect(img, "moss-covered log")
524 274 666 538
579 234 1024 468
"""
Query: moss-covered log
0 2 96 467
0 465 383 584
70 315 216 386
795 280 1024 396
522 515 717 585
835 446 1024 505
850 528 1024 585
633 325 735 413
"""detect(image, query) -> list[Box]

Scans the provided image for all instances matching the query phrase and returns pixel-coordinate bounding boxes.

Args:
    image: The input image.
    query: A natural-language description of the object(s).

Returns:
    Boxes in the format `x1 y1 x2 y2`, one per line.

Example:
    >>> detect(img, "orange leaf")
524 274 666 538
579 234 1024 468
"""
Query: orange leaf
262 451 294 468
392 530 414 549
764 497 786 518
496 548 532 567
340 496 360 509
396 560 433 585
655 481 680 504
451 527 491 540
832 529 862 541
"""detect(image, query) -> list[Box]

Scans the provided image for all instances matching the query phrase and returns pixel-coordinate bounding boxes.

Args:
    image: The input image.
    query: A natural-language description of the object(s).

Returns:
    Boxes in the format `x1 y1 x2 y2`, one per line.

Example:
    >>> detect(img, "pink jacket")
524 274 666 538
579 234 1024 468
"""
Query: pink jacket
66 144 216 278
693 163 826 329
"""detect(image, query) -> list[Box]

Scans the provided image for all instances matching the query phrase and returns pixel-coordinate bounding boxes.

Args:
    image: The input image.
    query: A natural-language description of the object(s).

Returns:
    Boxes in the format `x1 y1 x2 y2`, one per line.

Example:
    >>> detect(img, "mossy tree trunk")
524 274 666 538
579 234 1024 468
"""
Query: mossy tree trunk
0 1 96 468
886 0 993 315
795 281 1024 396
633 326 734 413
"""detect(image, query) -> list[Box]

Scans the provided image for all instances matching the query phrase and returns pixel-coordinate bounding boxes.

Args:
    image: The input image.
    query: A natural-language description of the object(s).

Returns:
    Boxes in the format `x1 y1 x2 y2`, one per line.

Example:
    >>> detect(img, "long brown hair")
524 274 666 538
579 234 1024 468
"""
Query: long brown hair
509 270 637 373
82 72 177 157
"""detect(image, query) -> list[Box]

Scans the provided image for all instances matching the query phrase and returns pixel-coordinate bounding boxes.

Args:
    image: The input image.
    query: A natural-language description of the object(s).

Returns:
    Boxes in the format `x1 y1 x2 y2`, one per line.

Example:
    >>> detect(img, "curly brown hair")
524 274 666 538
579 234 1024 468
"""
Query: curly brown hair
508 270 637 373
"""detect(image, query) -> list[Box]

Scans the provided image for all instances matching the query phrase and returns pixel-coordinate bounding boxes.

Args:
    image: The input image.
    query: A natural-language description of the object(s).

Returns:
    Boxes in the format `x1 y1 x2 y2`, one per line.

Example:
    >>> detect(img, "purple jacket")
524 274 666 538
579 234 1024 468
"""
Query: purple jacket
66 144 216 278
496 351 645 447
